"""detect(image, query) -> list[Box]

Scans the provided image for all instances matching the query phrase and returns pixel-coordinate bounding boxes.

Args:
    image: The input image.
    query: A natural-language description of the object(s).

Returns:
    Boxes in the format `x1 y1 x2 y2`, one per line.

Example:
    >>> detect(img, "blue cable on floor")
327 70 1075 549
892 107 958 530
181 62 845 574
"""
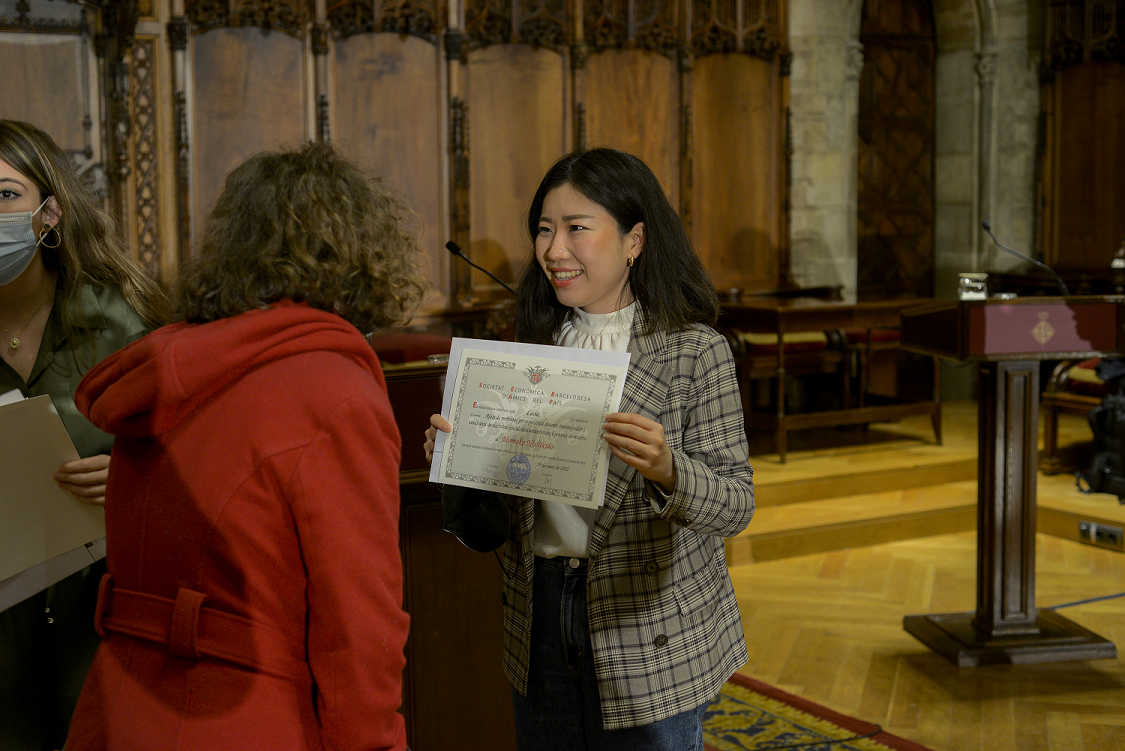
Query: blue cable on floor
1049 592 1125 609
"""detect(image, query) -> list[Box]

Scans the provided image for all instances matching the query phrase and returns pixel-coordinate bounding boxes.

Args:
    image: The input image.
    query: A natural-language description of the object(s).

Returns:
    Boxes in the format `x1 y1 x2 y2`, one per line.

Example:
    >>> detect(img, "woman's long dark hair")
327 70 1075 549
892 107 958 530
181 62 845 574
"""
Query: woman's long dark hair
515 148 718 344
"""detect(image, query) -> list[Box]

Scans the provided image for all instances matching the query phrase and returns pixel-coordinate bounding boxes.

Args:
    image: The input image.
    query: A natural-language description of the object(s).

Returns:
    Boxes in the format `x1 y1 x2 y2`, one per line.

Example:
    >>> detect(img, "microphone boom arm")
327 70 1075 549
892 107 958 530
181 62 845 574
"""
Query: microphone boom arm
445 241 518 296
981 221 1070 296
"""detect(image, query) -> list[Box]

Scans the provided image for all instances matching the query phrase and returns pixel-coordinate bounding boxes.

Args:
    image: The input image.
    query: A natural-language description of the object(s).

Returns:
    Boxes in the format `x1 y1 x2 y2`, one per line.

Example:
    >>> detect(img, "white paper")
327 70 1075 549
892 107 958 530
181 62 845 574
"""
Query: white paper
0 394 106 596
0 538 105 611
430 338 630 508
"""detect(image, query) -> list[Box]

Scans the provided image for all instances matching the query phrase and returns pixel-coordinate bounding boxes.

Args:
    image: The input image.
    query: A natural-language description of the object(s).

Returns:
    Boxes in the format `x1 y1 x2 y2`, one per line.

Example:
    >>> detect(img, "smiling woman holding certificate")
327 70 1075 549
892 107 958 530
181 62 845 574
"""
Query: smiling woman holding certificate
425 148 755 750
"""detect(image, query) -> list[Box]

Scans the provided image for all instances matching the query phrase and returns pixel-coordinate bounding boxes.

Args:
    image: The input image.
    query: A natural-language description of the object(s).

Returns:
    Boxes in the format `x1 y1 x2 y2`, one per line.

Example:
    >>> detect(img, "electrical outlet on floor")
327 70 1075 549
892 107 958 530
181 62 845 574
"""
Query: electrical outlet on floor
1079 520 1125 550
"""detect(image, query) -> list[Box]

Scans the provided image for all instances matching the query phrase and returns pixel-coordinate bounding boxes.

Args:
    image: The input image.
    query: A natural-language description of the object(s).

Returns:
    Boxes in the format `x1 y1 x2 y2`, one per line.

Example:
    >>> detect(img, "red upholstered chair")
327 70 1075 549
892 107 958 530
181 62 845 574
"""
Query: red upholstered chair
724 329 849 417
842 327 901 349
369 333 453 364
1040 358 1108 474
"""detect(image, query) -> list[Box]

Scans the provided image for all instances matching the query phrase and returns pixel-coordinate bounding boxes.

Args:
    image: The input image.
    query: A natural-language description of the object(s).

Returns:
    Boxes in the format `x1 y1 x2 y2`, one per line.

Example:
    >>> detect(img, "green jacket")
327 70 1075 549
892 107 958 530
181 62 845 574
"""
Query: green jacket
0 284 150 457
0 283 149 751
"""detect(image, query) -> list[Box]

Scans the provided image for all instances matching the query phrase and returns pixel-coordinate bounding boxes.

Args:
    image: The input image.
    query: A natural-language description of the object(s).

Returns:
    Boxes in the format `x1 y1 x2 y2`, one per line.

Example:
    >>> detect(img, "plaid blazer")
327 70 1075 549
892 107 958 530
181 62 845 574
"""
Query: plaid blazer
500 313 755 731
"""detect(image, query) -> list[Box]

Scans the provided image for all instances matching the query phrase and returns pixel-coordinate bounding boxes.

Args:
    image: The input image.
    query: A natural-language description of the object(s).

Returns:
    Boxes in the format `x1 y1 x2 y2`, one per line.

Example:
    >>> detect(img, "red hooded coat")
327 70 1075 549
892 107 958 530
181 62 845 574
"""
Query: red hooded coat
67 301 408 751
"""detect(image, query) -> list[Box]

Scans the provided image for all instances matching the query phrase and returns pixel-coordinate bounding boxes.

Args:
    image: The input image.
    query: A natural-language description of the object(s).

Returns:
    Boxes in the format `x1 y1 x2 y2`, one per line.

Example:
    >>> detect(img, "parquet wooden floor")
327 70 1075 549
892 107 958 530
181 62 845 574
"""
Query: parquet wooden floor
730 401 1125 563
729 533 1125 751
729 402 1125 751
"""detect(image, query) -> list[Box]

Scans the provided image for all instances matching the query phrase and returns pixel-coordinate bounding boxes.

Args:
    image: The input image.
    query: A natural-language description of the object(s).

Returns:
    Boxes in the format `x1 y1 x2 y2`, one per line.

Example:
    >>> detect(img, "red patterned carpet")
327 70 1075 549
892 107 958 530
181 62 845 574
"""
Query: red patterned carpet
703 672 935 751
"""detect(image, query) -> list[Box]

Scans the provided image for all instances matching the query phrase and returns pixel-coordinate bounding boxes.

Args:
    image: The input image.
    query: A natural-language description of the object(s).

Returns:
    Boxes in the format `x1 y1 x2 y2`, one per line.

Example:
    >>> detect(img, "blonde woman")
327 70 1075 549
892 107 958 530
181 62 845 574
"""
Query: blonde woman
0 119 167 751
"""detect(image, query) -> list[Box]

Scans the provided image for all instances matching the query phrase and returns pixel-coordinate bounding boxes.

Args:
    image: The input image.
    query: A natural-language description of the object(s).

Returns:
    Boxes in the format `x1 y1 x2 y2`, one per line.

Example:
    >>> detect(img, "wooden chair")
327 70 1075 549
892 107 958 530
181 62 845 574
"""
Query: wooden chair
842 327 902 406
726 331 850 404
1040 358 1105 474
723 328 852 454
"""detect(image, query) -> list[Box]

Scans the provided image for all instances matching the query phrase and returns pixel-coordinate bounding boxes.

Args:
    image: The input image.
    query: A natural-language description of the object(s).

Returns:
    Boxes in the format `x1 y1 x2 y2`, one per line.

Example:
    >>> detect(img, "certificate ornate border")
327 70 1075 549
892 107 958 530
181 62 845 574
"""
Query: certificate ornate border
444 356 618 505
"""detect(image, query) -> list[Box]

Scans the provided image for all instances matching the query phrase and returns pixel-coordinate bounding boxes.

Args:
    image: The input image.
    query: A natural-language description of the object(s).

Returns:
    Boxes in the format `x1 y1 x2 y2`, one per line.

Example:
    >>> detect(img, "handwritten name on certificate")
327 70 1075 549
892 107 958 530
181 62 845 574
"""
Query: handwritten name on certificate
430 338 630 508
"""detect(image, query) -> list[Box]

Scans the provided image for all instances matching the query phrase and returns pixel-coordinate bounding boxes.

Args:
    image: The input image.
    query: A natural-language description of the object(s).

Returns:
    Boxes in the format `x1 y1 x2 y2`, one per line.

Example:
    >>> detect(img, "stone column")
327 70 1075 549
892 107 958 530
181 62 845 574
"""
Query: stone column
844 39 863 290
787 0 858 292
975 46 997 270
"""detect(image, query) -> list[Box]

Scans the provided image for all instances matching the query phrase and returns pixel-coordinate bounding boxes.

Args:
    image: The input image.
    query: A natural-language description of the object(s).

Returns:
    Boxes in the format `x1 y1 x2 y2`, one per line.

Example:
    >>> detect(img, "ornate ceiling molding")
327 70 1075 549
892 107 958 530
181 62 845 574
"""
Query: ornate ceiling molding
462 0 566 51
163 0 792 58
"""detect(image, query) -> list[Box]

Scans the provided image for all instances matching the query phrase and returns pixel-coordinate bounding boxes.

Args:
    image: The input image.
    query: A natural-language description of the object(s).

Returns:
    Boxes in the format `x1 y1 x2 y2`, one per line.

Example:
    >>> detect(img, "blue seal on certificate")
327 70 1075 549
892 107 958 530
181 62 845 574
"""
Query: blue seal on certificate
506 454 532 485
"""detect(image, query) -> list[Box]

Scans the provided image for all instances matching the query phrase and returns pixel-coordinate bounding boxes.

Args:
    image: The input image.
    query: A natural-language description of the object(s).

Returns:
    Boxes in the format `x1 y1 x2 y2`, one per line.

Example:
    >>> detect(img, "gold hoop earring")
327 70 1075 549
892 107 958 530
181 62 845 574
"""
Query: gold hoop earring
39 224 61 249
627 256 634 267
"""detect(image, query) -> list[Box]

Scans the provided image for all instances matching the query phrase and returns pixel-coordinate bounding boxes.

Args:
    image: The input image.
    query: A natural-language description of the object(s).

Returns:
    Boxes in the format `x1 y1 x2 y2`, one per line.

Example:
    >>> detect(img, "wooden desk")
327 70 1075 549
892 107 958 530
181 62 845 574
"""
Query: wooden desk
385 362 517 751
719 297 942 462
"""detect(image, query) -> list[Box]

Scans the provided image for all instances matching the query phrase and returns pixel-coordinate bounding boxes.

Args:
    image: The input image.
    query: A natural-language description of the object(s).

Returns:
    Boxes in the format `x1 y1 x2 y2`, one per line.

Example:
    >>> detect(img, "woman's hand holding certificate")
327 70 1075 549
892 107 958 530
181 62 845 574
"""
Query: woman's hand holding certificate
428 338 630 509
601 412 677 494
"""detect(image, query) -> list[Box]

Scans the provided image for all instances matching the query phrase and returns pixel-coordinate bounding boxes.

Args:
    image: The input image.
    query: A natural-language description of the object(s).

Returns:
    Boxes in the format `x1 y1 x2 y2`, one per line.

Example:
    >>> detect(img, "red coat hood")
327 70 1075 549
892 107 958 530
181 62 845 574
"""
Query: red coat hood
76 300 385 438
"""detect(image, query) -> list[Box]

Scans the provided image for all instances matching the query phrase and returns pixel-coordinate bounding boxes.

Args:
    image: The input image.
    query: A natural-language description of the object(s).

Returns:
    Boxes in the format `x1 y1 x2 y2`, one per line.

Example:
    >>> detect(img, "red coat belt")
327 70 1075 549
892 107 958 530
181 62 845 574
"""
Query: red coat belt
93 573 310 683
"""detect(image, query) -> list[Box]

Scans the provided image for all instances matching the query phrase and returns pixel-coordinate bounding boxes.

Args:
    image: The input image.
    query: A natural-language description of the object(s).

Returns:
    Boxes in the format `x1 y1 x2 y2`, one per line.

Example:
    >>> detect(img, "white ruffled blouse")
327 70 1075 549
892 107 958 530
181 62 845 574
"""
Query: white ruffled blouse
533 302 636 559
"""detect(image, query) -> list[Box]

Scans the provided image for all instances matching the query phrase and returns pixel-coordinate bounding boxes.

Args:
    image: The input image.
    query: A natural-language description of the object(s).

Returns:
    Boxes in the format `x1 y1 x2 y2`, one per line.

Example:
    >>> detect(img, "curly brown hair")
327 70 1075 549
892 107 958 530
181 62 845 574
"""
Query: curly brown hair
177 142 426 332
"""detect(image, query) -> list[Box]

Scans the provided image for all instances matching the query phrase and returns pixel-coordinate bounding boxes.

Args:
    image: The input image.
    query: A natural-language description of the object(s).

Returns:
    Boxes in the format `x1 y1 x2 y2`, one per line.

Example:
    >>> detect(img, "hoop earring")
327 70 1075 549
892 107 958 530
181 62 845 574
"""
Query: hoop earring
627 256 634 267
39 224 61 249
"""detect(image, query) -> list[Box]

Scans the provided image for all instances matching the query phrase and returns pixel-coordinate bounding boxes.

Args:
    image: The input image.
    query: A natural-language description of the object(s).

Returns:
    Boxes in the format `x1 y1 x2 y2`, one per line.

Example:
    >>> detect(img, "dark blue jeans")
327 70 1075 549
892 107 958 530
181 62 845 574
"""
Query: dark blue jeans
511 556 709 751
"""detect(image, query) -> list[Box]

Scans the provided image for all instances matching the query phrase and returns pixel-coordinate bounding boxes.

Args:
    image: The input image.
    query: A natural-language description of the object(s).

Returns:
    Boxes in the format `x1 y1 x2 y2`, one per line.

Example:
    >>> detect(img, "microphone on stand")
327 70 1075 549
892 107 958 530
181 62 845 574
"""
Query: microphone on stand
445 241 518 296
981 221 1070 296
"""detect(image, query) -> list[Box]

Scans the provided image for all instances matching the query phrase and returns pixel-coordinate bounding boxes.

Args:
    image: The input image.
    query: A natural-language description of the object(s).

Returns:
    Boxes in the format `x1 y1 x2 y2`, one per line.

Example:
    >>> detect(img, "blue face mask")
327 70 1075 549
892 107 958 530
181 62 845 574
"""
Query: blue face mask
0 196 51 286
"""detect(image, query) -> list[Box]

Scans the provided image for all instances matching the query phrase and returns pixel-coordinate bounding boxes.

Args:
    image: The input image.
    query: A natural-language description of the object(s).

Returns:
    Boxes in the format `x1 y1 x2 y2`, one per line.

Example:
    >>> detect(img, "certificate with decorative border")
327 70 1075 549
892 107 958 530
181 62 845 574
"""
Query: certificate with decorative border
429 338 630 508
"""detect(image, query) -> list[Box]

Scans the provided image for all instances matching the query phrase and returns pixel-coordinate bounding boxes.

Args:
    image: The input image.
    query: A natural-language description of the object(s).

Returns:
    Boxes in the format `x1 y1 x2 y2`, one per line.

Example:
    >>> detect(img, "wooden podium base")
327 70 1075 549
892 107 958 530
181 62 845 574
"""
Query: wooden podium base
903 611 1117 667
898 300 1123 668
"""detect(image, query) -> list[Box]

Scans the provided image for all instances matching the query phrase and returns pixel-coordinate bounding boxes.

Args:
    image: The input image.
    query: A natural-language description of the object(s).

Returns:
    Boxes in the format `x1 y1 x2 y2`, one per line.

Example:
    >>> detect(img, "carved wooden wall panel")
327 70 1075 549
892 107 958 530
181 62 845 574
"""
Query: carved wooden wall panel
1 0 791 315
334 33 444 298
130 37 163 277
327 0 446 40
1041 0 1125 270
856 0 935 300
0 35 88 146
464 0 567 50
584 49 680 208
467 44 565 298
691 53 779 294
187 0 312 36
1 0 134 266
1045 0 1125 70
1044 61 1125 268
191 28 305 221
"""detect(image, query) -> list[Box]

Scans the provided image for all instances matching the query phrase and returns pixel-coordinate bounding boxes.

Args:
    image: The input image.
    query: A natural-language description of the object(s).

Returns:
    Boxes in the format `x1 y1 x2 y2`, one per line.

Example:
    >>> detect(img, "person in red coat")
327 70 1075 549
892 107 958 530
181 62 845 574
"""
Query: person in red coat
67 142 426 750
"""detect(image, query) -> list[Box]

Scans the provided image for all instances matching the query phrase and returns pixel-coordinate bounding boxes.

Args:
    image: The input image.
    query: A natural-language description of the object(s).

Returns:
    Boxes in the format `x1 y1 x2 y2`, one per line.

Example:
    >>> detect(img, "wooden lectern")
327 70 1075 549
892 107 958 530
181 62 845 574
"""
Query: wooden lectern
899 296 1121 666
385 362 517 751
